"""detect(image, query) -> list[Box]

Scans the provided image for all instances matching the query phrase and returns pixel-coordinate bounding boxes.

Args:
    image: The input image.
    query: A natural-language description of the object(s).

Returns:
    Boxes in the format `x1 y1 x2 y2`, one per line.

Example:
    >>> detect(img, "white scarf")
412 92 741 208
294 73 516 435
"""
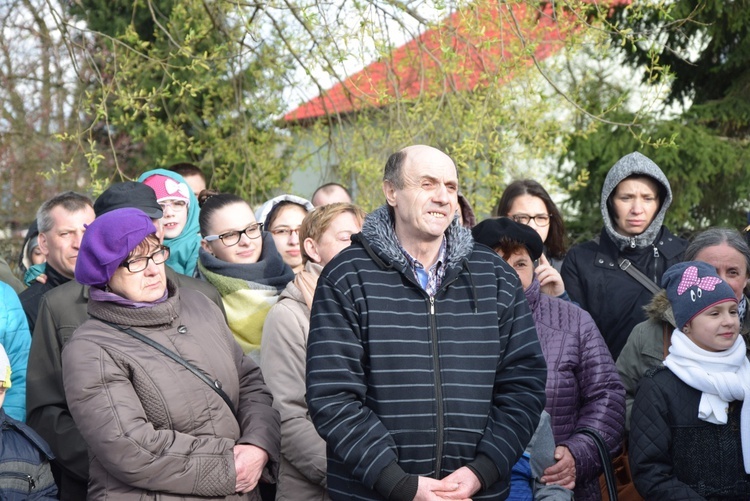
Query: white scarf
664 329 750 473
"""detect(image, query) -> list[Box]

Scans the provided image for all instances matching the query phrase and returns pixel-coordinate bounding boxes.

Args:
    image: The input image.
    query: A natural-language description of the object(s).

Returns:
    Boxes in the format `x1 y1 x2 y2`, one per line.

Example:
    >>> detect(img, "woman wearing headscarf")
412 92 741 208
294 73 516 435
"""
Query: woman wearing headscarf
138 168 202 275
561 152 687 359
61 207 280 500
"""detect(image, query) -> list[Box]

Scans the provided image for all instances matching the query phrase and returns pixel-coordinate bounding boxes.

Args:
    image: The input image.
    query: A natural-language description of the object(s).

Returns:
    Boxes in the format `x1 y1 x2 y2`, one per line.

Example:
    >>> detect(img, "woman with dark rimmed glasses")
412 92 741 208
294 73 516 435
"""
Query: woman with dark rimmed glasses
494 179 569 299
197 191 294 360
62 207 280 499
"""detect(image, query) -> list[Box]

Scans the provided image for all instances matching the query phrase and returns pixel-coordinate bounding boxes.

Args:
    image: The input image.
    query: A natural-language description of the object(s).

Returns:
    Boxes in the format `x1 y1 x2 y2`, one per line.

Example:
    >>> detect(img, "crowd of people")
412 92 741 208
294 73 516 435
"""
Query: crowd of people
0 146 748 501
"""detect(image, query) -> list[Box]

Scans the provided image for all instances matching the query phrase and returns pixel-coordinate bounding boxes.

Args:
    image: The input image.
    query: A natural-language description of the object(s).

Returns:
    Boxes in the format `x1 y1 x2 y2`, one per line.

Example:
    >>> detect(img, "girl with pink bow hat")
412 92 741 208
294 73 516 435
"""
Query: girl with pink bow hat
139 169 201 275
629 260 750 499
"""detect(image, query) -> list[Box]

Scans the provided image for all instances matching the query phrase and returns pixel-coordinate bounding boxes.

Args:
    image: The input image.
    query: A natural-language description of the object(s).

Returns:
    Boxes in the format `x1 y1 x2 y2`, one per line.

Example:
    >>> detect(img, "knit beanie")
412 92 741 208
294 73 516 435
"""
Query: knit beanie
663 261 737 329
0 343 11 389
75 208 156 288
472 217 544 261
142 174 191 205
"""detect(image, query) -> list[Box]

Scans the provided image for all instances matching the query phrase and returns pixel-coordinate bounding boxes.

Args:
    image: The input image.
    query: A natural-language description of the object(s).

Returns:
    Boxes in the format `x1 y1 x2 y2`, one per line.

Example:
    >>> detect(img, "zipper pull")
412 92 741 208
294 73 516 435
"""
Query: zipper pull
653 246 659 258
430 296 435 315
630 238 636 249
28 475 35 490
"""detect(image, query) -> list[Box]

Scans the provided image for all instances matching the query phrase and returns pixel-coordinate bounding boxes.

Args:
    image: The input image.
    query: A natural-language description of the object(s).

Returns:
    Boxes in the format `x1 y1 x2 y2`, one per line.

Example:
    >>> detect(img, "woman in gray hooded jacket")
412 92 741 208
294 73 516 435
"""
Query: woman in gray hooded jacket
561 152 687 360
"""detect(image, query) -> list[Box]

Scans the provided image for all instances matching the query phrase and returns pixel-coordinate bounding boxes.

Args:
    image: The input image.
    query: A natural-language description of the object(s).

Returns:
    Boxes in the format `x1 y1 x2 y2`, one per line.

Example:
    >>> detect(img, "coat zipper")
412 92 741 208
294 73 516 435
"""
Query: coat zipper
653 245 660 282
429 295 445 478
0 471 36 492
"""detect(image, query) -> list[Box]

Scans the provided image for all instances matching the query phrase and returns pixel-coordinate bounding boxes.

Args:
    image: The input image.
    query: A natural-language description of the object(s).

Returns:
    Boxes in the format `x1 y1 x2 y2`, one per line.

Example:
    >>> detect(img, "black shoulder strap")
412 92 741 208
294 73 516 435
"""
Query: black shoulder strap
101 320 237 417
576 427 618 501
617 257 661 296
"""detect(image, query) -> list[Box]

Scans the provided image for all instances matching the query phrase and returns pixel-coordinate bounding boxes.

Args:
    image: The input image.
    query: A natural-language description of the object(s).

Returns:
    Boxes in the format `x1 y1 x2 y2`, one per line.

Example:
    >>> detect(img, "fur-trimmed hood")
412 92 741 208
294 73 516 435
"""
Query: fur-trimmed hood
645 288 750 336
354 205 474 273
643 289 676 327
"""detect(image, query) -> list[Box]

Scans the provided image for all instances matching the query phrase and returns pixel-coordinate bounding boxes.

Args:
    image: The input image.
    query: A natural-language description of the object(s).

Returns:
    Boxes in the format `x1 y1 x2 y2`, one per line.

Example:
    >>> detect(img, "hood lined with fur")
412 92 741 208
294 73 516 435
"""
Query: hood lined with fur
355 205 474 273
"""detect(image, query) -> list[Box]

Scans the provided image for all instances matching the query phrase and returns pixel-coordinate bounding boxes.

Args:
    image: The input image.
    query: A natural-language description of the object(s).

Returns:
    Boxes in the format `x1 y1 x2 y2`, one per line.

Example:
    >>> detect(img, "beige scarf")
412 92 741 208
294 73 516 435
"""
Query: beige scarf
294 261 323 310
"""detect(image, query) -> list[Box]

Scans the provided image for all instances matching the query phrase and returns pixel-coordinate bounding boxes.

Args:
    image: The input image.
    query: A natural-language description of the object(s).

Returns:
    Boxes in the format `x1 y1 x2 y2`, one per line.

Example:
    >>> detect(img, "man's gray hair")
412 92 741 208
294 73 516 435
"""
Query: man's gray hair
685 227 750 276
383 149 407 189
36 191 93 233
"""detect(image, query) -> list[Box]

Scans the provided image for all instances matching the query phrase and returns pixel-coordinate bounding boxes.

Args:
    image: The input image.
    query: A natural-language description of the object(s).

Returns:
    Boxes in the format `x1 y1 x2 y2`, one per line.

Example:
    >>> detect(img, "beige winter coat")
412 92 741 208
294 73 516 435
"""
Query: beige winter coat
261 262 330 501
62 281 281 500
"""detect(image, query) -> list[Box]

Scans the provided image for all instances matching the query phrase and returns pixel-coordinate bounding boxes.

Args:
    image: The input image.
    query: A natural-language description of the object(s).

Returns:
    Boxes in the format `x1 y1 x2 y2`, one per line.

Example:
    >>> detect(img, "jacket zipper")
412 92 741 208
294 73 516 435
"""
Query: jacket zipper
429 295 444 478
653 245 660 282
0 471 36 492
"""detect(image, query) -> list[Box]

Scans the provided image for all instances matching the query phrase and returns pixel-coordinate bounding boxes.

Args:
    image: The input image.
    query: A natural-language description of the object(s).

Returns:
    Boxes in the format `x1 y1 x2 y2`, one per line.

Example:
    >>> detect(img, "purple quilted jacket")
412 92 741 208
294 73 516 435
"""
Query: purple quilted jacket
526 278 626 501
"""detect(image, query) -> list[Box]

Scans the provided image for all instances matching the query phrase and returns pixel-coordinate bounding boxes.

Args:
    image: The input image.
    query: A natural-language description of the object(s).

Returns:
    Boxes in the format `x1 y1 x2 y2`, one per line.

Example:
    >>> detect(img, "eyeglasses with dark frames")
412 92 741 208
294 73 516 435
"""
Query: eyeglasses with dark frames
121 245 171 273
204 223 263 247
510 213 552 227
270 227 301 238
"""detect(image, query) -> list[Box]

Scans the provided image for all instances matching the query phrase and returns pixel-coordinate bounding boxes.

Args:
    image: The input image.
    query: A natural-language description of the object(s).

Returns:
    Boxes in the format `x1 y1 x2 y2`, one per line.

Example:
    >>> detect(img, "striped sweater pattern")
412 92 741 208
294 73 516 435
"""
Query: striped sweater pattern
306 206 547 500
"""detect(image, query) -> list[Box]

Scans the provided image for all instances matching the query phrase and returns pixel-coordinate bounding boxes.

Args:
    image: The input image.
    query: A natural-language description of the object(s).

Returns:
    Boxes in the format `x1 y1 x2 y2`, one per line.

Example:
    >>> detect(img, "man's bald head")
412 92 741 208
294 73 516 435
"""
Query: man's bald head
383 145 456 190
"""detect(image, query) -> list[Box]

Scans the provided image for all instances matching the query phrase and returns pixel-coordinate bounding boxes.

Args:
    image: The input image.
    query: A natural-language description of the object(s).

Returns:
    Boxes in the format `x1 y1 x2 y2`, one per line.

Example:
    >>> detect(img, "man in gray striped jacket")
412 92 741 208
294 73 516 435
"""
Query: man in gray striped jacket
306 145 547 501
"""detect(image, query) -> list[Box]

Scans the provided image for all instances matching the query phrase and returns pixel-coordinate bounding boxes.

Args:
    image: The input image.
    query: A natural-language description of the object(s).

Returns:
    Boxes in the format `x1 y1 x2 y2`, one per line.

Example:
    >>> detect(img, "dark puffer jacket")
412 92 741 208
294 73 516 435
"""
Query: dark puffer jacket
525 278 625 501
630 367 750 500
306 206 547 501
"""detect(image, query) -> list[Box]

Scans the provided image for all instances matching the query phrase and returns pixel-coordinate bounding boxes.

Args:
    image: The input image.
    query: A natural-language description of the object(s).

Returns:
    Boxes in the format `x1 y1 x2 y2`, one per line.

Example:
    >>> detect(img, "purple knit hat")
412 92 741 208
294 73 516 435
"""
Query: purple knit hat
75 208 156 288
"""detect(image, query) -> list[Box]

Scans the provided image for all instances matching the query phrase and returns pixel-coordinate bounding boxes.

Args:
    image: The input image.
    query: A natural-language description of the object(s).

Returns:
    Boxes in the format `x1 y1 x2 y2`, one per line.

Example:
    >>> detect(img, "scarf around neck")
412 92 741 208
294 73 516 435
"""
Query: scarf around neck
89 286 168 309
664 329 750 473
197 232 293 292
294 261 323 310
197 234 294 355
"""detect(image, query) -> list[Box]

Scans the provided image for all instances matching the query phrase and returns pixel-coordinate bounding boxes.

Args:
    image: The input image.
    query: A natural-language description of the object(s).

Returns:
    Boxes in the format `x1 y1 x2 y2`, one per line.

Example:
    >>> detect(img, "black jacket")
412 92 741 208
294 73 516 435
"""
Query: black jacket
18 264 70 334
306 206 547 501
561 227 686 359
630 367 750 500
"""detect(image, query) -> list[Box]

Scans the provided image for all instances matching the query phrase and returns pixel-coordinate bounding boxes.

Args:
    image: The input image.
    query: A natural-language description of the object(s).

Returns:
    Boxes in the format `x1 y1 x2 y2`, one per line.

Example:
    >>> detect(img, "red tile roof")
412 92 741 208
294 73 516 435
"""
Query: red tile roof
284 0 628 123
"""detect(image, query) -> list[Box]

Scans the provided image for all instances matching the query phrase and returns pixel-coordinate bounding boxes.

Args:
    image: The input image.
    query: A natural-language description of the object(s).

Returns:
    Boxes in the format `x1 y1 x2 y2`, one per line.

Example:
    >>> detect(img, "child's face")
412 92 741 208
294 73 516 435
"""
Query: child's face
684 301 740 352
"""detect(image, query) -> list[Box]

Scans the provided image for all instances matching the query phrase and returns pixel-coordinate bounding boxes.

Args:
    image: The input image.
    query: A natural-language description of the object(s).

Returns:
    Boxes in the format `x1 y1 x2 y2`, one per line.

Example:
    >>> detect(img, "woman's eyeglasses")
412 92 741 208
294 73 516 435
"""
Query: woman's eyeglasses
159 200 188 212
270 227 300 238
121 246 171 273
204 223 263 247
510 213 552 227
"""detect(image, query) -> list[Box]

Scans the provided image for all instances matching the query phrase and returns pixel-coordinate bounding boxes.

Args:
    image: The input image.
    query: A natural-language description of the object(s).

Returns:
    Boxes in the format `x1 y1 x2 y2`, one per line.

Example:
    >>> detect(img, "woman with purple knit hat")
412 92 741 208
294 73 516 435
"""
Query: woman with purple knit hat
61 207 280 500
